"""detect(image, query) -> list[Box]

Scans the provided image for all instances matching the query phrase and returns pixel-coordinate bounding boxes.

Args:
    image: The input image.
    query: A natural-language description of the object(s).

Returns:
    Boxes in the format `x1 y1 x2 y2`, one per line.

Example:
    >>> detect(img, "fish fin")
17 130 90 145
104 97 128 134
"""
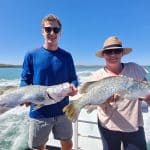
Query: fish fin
63 98 82 122
84 105 97 114
80 81 98 94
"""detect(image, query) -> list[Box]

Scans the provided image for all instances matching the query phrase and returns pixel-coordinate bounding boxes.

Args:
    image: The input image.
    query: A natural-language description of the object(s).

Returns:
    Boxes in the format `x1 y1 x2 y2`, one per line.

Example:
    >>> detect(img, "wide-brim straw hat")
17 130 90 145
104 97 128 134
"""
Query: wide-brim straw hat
96 36 132 58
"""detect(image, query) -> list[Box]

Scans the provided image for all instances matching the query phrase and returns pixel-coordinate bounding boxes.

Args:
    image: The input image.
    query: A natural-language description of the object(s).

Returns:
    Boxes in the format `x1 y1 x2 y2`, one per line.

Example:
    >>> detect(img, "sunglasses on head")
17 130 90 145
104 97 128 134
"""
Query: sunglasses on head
44 27 60 34
103 49 123 55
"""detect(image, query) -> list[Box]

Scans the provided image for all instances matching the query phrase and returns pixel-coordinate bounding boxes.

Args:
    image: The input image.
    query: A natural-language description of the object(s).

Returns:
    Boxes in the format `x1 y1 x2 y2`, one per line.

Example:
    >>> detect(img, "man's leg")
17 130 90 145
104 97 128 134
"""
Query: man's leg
28 118 53 150
122 127 147 150
98 120 122 150
53 115 73 150
60 139 73 150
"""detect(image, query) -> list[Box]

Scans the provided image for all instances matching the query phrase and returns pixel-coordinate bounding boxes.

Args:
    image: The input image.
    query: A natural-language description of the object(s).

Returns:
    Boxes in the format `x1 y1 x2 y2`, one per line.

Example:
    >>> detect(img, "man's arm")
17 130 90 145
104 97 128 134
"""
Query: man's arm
20 52 33 106
20 52 33 87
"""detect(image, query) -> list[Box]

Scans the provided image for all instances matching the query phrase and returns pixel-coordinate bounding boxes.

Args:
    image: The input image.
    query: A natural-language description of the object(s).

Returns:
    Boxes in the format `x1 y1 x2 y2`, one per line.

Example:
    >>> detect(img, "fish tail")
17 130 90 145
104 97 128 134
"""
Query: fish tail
63 99 81 122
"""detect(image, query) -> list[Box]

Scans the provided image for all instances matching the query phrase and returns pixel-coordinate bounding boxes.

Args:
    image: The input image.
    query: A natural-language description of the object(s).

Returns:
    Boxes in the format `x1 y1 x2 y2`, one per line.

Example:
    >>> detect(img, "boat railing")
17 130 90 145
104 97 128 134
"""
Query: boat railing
73 119 101 150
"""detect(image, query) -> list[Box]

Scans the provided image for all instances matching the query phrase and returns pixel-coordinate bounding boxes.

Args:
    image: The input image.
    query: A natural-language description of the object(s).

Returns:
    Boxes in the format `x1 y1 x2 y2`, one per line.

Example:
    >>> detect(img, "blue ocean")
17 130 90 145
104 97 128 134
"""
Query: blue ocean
0 66 150 150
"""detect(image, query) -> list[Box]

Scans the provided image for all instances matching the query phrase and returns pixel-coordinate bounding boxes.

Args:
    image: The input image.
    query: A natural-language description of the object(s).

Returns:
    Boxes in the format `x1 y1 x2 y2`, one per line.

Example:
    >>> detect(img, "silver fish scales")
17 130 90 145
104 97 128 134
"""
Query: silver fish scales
0 82 72 113
63 76 150 122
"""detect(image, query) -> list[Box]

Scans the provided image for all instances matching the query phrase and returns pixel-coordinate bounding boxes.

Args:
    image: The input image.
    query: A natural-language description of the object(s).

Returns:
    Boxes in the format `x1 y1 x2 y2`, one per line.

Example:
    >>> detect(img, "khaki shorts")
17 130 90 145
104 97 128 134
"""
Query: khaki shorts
28 115 72 149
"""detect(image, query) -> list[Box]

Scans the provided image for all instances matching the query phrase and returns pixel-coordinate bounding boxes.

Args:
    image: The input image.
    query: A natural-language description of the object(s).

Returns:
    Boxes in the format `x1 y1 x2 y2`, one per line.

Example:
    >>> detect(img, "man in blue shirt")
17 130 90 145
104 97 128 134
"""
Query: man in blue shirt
20 14 78 150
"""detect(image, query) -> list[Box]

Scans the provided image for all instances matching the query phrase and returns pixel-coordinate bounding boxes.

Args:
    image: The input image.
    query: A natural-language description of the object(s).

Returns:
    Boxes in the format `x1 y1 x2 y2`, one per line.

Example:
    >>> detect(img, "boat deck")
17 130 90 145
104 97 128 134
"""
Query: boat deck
46 146 61 150
25 146 61 150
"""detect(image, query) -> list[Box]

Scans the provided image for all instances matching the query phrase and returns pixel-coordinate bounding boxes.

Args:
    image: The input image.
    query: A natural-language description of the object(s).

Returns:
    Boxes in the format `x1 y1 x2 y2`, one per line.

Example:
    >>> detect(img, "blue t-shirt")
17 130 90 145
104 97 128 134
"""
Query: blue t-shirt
20 47 78 118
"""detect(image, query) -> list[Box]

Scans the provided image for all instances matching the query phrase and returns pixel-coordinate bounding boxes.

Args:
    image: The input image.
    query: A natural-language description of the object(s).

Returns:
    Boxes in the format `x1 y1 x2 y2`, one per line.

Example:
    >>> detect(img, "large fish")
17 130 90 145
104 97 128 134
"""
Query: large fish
63 76 150 122
0 82 72 111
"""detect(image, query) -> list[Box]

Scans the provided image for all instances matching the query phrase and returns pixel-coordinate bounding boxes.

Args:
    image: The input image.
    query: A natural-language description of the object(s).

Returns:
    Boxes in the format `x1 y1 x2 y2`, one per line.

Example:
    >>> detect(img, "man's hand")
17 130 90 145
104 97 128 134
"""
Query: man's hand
20 102 32 107
67 84 78 96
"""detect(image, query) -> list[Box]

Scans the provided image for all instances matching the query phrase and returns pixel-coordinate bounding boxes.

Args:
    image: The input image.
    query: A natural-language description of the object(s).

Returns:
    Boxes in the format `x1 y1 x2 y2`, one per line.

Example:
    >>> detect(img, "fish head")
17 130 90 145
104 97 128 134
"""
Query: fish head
44 91 57 104
45 85 70 102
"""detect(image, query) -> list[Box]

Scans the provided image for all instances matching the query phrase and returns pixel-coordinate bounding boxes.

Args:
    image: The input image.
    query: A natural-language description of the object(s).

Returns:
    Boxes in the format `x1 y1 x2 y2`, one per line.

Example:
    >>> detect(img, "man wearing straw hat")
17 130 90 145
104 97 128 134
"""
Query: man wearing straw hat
91 36 150 150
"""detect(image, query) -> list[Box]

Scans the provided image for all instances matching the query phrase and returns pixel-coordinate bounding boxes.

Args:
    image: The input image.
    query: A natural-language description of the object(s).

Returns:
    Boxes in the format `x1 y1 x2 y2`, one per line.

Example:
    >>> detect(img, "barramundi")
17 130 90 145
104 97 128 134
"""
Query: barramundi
0 82 72 110
63 76 150 122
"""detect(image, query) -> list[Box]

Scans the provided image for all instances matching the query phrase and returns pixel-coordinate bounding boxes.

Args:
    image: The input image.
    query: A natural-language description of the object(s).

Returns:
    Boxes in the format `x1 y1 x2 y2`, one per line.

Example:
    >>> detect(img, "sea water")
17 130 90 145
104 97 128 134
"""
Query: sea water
0 66 150 150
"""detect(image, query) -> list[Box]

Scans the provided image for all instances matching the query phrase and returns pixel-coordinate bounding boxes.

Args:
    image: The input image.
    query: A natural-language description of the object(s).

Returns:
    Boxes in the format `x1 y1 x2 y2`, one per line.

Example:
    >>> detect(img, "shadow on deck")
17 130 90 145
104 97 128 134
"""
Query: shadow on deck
46 145 61 150
25 145 61 150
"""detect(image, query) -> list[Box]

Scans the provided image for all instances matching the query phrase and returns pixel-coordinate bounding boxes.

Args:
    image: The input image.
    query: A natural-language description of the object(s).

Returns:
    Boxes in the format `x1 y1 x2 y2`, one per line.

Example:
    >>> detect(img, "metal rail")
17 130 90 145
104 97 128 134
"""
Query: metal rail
73 119 100 150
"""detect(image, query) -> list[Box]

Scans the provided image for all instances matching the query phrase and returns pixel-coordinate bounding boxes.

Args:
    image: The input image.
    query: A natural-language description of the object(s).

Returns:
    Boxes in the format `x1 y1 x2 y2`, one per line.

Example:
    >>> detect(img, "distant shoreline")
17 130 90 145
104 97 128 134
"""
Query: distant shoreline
0 64 21 68
0 64 149 68
0 64 103 68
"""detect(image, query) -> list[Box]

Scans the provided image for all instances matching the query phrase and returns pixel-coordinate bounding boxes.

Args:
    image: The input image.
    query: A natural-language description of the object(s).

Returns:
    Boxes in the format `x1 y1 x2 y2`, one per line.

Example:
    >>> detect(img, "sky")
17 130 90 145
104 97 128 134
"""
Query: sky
0 0 150 65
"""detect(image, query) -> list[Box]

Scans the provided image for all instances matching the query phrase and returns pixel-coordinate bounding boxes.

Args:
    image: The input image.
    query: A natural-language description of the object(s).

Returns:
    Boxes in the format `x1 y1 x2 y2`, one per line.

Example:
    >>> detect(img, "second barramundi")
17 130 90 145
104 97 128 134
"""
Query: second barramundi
63 76 150 122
